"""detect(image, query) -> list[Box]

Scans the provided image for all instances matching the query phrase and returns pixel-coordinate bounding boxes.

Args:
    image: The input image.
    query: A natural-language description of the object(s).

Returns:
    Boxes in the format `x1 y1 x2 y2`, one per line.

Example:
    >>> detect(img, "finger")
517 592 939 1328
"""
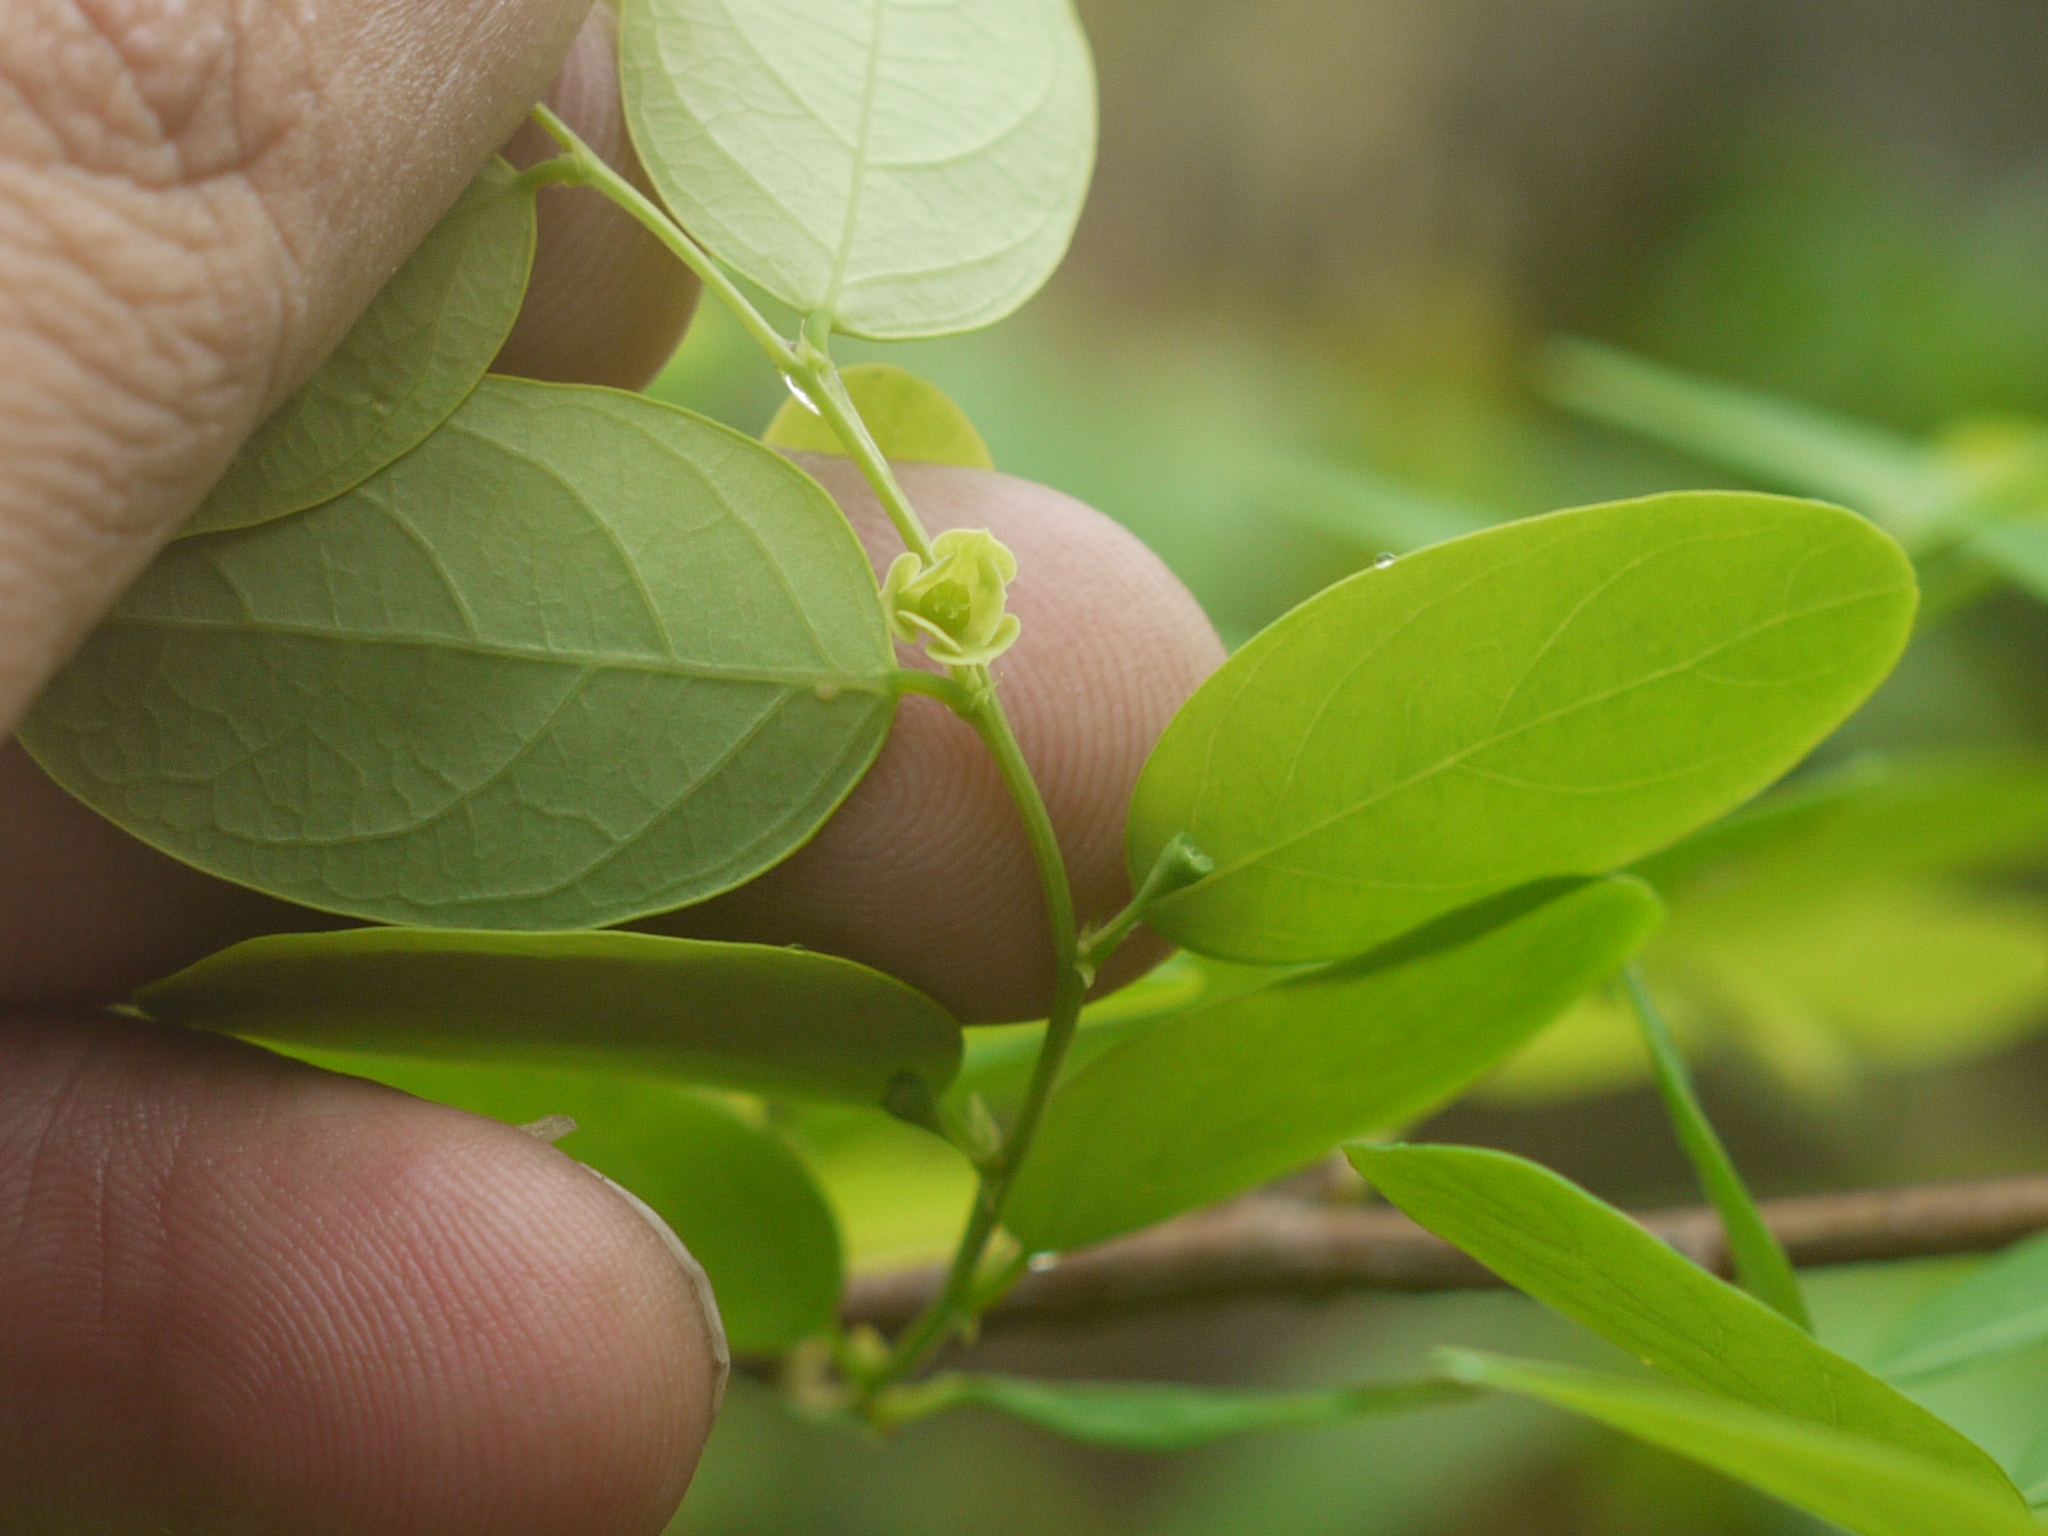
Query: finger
0 0 595 729
0 1009 720 1536
0 465 1224 1022
495 5 703 391
642 457 1228 1022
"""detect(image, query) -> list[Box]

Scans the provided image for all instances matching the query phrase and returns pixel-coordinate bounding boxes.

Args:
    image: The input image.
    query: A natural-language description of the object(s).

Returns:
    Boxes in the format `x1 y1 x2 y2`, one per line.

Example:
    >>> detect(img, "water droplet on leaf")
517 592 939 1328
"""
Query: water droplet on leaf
1373 552 1398 570
1026 1251 1061 1273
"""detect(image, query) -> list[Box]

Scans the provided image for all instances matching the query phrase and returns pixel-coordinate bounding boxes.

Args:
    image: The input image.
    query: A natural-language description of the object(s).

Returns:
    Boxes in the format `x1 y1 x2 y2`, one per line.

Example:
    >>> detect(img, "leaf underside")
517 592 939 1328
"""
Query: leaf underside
137 927 962 1105
1131 492 1918 964
21 378 897 930
189 160 538 535
620 0 1096 339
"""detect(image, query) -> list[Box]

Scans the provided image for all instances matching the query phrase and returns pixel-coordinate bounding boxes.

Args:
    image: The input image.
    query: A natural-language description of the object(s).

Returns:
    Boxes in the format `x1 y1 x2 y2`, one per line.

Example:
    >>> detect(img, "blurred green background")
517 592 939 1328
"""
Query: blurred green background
648 3 2048 1529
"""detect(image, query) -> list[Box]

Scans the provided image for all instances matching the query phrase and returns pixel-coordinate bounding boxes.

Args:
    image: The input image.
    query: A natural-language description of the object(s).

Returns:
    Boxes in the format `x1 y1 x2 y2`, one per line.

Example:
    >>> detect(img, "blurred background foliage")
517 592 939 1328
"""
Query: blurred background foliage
648 2 2048 1529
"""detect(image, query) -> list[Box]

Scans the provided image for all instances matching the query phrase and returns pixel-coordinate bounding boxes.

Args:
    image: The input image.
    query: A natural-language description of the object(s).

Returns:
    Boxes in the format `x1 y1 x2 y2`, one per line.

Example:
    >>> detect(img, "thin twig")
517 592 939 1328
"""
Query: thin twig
840 1174 2048 1333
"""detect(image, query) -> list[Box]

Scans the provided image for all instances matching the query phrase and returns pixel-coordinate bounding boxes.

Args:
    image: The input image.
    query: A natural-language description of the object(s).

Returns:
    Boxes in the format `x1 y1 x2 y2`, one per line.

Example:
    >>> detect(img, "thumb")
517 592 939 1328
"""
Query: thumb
0 0 594 730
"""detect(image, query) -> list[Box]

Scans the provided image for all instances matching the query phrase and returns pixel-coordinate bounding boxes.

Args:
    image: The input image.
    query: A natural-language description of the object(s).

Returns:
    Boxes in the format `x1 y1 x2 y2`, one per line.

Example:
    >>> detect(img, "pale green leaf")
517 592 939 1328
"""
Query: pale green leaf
1873 1233 2048 1383
765 363 994 469
1352 1144 2015 1495
1441 1351 2039 1536
890 1373 1475 1452
21 378 897 929
1535 338 1956 544
1005 877 1661 1254
135 928 960 1106
619 0 1096 339
281 1050 842 1352
1131 492 1917 964
190 161 537 535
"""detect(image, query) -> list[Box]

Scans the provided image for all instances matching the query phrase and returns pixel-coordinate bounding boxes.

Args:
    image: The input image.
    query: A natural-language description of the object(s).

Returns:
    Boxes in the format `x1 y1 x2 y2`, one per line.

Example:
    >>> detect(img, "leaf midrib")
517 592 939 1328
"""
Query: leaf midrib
104 613 892 692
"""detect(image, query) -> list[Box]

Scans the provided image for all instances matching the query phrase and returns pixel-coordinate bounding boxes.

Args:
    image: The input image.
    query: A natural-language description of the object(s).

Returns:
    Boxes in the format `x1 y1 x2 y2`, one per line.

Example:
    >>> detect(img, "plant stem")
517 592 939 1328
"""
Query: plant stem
1077 833 1213 982
529 105 799 374
1623 965 1813 1330
543 105 1102 1390
863 692 1088 1391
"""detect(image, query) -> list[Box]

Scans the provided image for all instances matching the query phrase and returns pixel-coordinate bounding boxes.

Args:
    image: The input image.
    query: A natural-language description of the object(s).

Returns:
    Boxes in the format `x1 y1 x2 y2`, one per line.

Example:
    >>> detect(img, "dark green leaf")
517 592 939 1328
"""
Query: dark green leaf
283 1051 842 1352
1006 877 1661 1254
1873 1233 2048 1383
620 0 1095 339
135 927 960 1105
1353 1144 2014 1495
190 161 537 534
765 364 994 469
888 1373 1475 1452
1441 1351 2037 1535
21 378 897 929
1132 491 1916 964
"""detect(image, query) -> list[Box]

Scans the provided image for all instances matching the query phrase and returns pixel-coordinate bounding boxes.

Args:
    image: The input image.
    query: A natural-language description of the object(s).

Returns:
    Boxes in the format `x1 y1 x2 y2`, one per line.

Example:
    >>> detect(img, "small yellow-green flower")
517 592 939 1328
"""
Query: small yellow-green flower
880 528 1022 666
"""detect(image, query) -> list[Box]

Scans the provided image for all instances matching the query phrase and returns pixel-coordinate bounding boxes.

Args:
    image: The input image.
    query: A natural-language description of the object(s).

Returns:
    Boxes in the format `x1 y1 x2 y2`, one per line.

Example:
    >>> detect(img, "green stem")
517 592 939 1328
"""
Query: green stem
787 326 936 562
542 101 1087 1389
1622 966 1813 1330
529 105 799 374
1077 833 1213 982
864 692 1087 1392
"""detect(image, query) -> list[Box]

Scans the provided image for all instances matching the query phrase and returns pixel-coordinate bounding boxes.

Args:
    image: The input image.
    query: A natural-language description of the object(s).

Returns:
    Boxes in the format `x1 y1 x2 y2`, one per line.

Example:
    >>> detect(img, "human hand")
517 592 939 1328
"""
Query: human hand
0 4 1221 1531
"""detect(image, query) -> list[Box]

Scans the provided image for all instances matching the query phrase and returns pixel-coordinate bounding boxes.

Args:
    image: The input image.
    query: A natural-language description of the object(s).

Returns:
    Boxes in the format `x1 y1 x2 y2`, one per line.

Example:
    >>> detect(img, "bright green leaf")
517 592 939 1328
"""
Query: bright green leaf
1353 1144 2015 1495
134 928 960 1106
1440 1351 2039 1536
189 161 537 535
889 1373 1476 1452
1006 877 1662 1254
765 363 994 469
21 378 897 930
619 0 1096 339
1131 492 1917 964
282 1050 842 1352
1873 1233 2048 1383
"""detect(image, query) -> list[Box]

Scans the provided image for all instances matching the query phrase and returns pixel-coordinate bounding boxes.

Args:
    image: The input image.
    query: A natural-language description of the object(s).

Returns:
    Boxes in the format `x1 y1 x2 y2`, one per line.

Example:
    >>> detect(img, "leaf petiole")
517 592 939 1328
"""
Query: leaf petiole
1077 833 1214 982
528 105 800 375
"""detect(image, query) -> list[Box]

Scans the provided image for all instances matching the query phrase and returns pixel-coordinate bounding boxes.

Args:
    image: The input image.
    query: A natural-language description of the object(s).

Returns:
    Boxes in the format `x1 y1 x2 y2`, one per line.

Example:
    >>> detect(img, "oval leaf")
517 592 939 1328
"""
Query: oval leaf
21 378 898 929
190 160 538 535
1131 492 1918 963
1353 1144 2015 1496
620 0 1096 339
283 1050 844 1352
765 364 994 469
1441 1352 2040 1536
135 928 961 1105
1006 877 1662 1254
894 1374 1475 1452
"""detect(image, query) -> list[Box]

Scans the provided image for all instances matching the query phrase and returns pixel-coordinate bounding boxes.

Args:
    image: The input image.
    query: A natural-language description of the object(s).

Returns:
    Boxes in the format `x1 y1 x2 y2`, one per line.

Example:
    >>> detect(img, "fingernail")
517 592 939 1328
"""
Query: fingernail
593 1171 731 1420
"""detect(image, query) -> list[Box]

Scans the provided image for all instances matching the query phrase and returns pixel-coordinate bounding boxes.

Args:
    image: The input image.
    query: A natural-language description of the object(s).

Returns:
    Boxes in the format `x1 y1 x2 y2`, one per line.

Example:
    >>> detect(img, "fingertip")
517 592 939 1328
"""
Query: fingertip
0 1013 717 1534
